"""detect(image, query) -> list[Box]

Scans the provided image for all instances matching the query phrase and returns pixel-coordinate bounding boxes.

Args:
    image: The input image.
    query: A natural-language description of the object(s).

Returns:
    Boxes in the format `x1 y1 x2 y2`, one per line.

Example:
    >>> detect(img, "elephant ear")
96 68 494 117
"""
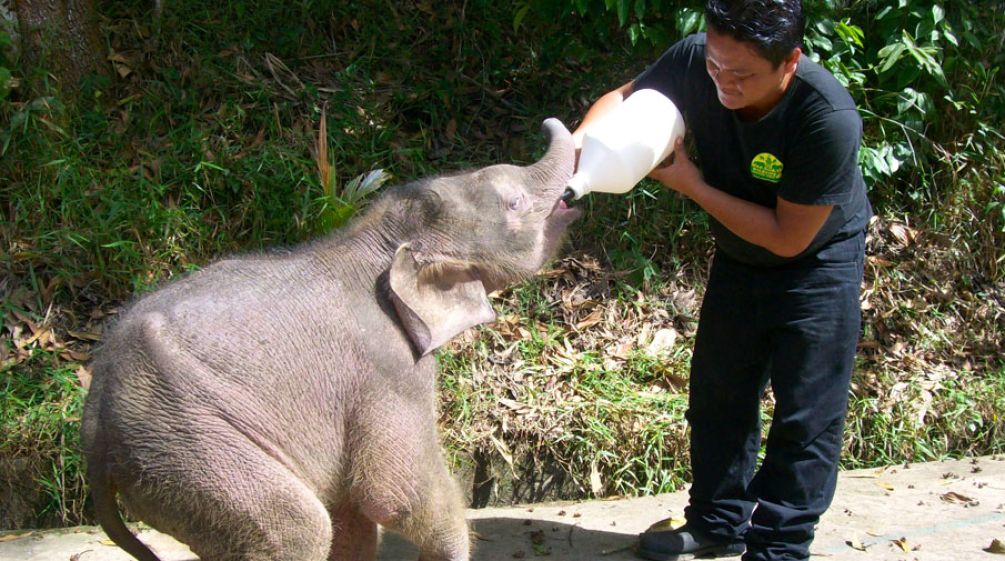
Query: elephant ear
389 244 496 357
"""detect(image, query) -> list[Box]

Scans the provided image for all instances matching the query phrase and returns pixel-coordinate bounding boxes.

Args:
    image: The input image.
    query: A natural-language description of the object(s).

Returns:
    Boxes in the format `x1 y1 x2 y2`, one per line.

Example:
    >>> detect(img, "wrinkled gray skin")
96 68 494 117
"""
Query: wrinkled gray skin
81 119 580 561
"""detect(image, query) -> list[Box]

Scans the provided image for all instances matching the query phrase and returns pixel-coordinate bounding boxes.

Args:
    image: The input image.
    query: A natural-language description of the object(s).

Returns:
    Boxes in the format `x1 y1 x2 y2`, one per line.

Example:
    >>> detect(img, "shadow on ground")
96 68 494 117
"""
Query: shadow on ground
380 516 640 561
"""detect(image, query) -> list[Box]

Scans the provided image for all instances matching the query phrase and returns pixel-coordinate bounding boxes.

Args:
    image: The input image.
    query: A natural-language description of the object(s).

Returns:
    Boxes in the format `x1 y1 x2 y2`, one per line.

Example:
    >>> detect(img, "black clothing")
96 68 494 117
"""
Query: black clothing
634 33 872 266
629 33 871 561
638 522 746 560
686 232 865 561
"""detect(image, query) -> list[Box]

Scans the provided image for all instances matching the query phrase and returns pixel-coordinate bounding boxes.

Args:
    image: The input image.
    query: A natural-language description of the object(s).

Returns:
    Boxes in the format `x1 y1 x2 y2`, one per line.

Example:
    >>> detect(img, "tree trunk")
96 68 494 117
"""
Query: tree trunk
14 0 105 92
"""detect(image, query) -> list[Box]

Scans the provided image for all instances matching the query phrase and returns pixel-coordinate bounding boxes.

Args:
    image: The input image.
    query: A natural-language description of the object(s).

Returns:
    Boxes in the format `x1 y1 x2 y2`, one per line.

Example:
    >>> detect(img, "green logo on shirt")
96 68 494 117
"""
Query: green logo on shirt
751 152 783 183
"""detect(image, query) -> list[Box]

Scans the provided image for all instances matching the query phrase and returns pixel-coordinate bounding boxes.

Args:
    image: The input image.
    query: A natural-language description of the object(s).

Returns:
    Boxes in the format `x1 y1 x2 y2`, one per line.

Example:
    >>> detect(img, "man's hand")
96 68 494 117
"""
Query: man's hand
645 137 833 258
648 137 703 197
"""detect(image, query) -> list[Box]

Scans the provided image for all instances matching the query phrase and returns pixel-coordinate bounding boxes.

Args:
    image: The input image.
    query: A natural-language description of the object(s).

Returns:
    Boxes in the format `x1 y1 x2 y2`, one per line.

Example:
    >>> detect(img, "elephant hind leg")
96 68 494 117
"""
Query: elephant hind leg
121 441 332 561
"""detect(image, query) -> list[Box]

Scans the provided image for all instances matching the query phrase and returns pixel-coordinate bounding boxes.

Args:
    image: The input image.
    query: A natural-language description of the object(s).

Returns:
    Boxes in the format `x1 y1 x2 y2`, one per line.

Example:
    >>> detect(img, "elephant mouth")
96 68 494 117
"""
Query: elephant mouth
542 195 582 252
547 197 582 225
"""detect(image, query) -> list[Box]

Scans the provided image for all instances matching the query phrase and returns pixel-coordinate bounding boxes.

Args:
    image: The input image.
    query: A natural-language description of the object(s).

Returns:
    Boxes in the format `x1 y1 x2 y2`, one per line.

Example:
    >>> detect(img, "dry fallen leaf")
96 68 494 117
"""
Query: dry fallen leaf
887 221 918 246
107 52 133 78
940 491 979 506
76 365 93 390
645 328 678 356
892 537 910 552
61 349 92 362
0 532 32 542
574 309 604 331
589 461 603 495
845 538 868 551
67 329 103 342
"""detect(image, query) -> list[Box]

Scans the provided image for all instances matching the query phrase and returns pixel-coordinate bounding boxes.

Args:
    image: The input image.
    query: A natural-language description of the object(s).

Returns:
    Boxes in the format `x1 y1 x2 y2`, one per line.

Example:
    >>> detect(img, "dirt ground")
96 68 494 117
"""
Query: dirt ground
2 456 1003 561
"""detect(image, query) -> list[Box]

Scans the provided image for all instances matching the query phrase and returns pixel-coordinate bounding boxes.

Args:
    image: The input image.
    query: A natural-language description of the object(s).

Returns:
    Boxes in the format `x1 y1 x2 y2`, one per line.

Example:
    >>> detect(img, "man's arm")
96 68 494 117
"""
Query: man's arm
650 138 832 258
571 81 636 151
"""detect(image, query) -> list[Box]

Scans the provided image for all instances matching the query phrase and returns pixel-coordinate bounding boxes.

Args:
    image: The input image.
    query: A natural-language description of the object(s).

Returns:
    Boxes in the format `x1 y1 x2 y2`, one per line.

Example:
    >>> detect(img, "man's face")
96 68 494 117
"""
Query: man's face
705 27 800 119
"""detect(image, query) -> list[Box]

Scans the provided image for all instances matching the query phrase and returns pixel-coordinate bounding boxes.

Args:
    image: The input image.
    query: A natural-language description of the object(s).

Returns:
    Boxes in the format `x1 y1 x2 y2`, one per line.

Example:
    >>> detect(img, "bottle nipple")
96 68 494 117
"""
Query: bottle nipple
563 173 590 201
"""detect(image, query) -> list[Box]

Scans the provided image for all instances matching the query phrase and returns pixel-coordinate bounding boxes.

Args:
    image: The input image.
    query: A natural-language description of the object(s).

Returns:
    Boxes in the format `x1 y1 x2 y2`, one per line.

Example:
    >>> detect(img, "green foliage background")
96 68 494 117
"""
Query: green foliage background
1 0 1003 528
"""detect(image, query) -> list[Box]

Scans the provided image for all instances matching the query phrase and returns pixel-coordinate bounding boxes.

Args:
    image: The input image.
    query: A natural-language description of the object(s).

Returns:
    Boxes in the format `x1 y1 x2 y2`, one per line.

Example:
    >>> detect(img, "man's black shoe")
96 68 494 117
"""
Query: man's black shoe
637 523 745 561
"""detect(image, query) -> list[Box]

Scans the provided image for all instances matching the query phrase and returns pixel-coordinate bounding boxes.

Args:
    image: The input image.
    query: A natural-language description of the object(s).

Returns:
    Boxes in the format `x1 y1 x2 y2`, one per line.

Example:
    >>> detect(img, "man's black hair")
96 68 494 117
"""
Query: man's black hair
704 0 804 67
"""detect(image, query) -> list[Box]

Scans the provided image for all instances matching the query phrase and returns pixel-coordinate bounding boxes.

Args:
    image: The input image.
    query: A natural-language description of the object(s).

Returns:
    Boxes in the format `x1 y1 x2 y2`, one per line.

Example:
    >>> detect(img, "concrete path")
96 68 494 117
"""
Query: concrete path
2 456 1003 561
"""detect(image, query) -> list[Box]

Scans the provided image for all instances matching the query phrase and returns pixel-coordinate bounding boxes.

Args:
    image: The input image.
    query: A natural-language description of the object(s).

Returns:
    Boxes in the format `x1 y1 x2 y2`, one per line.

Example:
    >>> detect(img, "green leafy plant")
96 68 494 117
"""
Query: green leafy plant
515 0 702 48
314 107 390 234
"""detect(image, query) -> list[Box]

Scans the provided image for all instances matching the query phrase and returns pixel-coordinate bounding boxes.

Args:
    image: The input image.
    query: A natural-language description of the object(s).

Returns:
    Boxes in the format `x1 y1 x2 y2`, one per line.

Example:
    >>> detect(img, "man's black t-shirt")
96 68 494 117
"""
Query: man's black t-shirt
634 33 872 267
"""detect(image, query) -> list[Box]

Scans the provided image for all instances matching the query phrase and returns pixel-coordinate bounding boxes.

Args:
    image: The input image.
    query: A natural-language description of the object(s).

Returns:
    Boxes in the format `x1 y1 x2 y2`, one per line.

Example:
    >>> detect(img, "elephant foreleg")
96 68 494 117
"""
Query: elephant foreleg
328 504 378 561
372 465 470 561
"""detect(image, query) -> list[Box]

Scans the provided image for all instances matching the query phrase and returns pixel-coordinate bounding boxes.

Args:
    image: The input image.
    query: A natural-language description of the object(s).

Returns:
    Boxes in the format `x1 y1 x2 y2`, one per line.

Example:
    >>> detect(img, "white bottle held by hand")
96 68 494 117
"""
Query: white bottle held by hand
565 89 686 201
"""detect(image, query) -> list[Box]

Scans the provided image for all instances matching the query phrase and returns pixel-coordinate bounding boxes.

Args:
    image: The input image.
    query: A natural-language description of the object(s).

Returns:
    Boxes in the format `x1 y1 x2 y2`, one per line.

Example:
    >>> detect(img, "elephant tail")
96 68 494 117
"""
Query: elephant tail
90 451 162 561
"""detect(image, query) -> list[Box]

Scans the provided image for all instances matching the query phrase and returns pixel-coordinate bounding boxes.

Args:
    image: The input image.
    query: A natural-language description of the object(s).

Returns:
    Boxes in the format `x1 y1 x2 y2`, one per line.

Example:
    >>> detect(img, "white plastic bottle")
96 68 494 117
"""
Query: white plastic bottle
564 89 686 201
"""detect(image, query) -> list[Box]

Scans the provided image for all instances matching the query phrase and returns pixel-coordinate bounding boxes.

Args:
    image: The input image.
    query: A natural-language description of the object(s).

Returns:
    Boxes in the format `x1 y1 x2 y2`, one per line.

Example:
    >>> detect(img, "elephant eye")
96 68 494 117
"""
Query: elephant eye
508 194 527 211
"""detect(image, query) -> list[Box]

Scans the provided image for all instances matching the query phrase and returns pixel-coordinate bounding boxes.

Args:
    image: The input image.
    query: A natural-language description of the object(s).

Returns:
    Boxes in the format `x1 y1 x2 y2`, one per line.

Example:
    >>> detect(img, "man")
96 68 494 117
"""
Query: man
572 1 871 560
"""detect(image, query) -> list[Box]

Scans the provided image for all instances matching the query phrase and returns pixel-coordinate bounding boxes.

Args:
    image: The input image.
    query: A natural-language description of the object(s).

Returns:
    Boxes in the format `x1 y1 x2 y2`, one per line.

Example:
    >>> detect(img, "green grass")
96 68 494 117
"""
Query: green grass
439 326 695 500
843 365 1005 469
1 351 87 526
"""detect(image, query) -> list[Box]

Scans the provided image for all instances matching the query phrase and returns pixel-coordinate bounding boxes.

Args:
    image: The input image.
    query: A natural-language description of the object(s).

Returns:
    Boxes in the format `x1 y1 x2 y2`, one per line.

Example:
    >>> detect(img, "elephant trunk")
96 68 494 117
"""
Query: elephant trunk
524 118 575 192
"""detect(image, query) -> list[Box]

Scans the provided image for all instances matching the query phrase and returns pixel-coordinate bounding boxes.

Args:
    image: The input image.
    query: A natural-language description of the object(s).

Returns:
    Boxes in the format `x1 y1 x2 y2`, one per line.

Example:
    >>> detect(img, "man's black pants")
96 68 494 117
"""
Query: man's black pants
684 232 865 561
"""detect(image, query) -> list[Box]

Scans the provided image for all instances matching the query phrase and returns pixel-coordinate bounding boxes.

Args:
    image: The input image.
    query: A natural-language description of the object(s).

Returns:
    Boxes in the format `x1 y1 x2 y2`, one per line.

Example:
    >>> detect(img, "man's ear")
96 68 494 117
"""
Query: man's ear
388 244 496 357
784 47 802 73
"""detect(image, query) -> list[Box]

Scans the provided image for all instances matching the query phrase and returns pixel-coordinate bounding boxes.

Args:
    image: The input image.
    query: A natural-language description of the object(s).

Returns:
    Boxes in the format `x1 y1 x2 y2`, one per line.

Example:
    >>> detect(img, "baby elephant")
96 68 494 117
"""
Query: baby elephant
81 118 581 561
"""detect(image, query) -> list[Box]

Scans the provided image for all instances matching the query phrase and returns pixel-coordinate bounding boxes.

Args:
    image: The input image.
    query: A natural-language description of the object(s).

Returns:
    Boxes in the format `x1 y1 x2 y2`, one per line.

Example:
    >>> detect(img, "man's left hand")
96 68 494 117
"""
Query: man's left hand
648 137 702 197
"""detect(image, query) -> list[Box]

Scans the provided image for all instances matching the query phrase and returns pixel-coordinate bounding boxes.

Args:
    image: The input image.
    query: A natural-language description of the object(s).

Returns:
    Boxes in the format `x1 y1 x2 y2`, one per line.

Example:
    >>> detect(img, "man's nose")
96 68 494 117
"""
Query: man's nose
714 71 739 89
